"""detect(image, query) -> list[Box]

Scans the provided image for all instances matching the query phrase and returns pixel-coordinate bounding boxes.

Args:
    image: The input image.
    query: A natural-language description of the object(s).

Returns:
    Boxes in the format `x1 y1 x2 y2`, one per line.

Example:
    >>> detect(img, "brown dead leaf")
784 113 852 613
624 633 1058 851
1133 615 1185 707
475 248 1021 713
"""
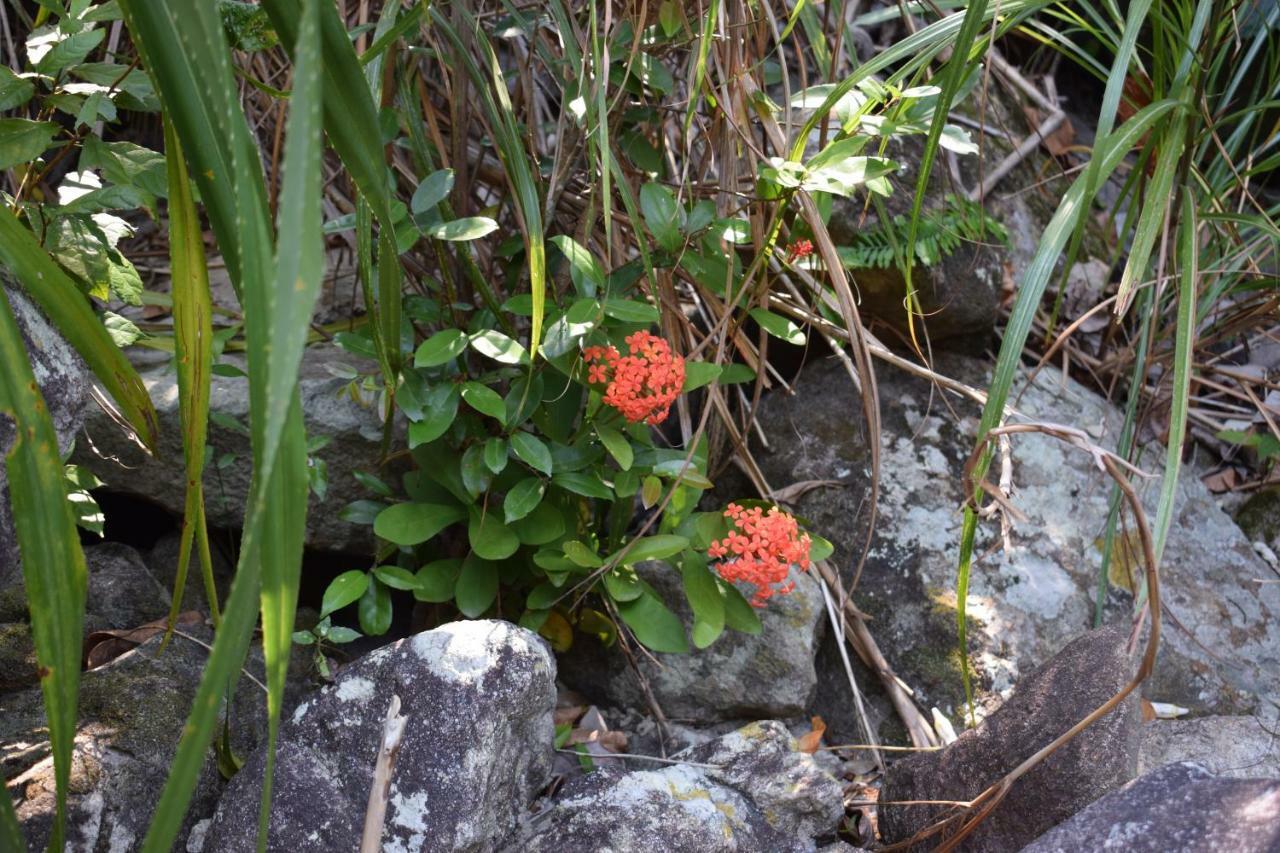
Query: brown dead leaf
1023 106 1076 158
1200 467 1240 493
770 480 845 504
84 611 204 669
797 715 826 754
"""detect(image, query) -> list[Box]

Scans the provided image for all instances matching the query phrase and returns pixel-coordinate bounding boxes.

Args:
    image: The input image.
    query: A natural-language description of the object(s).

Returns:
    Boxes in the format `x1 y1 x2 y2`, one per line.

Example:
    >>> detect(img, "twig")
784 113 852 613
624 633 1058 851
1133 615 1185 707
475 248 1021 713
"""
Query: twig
360 694 407 853
554 749 723 769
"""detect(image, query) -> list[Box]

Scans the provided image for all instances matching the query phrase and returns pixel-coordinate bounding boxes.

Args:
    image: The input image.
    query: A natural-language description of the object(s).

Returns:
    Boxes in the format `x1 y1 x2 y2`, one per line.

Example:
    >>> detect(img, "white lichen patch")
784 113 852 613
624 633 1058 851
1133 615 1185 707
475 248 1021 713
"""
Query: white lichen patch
411 620 545 686
335 676 376 703
291 701 310 725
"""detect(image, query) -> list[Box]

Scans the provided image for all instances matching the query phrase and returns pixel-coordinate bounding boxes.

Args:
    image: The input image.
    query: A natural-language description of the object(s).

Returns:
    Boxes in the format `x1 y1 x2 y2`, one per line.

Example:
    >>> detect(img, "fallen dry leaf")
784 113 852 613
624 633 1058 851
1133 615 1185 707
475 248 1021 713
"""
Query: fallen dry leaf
1023 106 1076 158
84 611 204 669
770 480 845 504
797 715 826 754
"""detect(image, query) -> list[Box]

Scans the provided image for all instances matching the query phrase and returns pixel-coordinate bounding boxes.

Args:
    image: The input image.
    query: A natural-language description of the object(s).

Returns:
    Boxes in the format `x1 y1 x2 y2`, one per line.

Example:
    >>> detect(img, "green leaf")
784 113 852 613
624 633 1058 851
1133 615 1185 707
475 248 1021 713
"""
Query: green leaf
414 328 468 366
470 329 528 365
621 535 689 564
719 364 755 384
0 118 59 171
504 477 545 523
618 591 689 653
461 444 493 497
325 626 361 644
414 558 462 603
525 582 562 611
373 564 419 591
682 555 725 649
553 471 613 500
29 27 106 74
641 475 662 508
320 569 369 616
549 234 604 296
511 431 554 475
461 381 507 420
408 384 460 447
0 67 35 111
602 299 660 324
681 361 721 391
455 553 499 617
512 500 565 545
748 308 806 345
469 509 520 560
358 577 392 635
595 424 633 470
563 540 603 568
411 168 454 218
291 630 315 645
373 502 465 546
427 216 498 241
639 182 681 251
722 582 763 635
483 437 509 474
808 534 835 562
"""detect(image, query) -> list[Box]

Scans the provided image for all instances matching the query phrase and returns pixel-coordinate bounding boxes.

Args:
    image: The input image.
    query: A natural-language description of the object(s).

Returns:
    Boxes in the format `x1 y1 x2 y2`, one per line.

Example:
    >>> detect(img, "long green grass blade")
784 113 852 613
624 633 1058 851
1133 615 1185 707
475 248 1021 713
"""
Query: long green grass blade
0 785 20 849
953 98 1181 718
0 208 158 450
0 285 88 852
162 116 220 631
257 0 324 846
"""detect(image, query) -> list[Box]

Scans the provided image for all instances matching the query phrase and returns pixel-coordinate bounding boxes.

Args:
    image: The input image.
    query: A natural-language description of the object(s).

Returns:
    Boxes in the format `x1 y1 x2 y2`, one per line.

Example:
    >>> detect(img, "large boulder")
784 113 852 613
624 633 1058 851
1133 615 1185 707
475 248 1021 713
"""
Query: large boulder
560 562 825 720
72 344 398 553
1 627 266 851
0 280 92 588
743 354 1280 741
1139 716 1280 780
1021 761 1280 852
83 541 172 631
202 619 557 852
511 720 845 852
879 623 1140 851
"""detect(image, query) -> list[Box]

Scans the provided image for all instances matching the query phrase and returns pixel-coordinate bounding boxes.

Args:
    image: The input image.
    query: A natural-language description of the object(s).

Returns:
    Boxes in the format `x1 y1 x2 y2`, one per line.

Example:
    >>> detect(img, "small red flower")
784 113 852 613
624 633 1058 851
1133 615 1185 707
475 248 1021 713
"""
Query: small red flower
709 502 811 607
582 331 685 426
785 239 814 262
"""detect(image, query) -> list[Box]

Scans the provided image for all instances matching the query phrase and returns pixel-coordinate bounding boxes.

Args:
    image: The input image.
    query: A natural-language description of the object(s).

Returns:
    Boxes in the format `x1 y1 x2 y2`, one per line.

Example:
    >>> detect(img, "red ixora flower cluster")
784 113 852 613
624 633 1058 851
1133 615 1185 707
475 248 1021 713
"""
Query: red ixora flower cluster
785 239 814 262
582 331 686 426
709 503 812 607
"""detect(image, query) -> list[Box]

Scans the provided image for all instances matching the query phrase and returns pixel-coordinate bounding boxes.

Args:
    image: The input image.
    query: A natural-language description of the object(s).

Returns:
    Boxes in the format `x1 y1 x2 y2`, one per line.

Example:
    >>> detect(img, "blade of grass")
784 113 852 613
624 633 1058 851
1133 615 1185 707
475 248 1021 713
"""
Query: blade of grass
162 116 221 633
0 284 89 852
0 785 20 849
953 98 1181 721
0 208 158 450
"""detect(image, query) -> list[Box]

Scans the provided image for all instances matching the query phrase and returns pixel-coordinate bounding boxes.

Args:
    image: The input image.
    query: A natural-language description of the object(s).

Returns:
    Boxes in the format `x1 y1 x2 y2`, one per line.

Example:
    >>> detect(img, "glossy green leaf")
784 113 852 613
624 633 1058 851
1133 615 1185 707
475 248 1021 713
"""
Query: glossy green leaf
748 308 806 345
620 534 689 564
373 564 420 591
427 216 499 241
682 555 725 649
415 328 469 366
461 444 493 497
414 558 462 603
504 477 545 523
469 509 521 560
483 437 509 474
602 299 660 324
563 540 604 568
0 118 59 170
618 590 689 653
681 361 722 391
374 502 465 546
408 384 460 447
511 431 554 475
321 570 369 616
461 381 507 420
358 576 392 635
721 581 763 635
470 329 528 365
511 501 565 545
595 424 634 470
553 471 613 500
549 234 604 296
455 553 499 617
411 168 454 217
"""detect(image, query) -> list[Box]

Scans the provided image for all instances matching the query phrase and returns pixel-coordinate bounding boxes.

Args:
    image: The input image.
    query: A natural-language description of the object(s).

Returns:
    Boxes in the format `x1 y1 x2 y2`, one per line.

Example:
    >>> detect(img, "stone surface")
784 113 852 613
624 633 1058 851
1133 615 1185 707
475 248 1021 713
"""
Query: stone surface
72 343 398 553
84 541 172 629
1021 762 1280 852
0 279 92 589
1140 716 1280 779
1237 486 1280 554
0 621 36 691
741 354 1280 742
511 720 844 852
203 619 556 852
560 561 825 720
879 623 1140 852
2 627 265 851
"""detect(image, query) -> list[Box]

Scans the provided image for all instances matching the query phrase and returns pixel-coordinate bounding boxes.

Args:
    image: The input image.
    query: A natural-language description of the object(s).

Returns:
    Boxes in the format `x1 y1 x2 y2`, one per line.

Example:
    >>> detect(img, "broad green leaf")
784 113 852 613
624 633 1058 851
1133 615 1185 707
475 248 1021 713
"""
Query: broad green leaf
563 540 603 568
525 582 562 611
470 329 528 365
0 285 88 852
722 581 763 635
408 384 460 447
411 168 454 217
358 576 392 635
374 565 420 591
511 431 553 475
455 553 499 617
0 67 35 111
748 308 806 345
602 299 659 324
641 475 662 508
0 118 59 171
682 555 725 649
621 534 689 564
414 558 462 603
504 477 545 523
469 509 520 560
415 328 469 366
618 591 689 653
427 216 498 241
29 27 105 74
511 501 565 545
320 570 369 616
461 381 507 420
639 182 681 251
681 361 722 391
460 444 493 497
549 234 604 296
483 437 509 474
596 424 633 470
374 502 465 546
326 626 361 644
553 471 613 499
809 534 835 562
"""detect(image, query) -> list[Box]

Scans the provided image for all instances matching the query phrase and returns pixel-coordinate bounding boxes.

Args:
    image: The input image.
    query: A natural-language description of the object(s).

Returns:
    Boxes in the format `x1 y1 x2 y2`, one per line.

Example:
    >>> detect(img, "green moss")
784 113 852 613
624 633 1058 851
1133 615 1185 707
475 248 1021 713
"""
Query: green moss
1235 487 1280 543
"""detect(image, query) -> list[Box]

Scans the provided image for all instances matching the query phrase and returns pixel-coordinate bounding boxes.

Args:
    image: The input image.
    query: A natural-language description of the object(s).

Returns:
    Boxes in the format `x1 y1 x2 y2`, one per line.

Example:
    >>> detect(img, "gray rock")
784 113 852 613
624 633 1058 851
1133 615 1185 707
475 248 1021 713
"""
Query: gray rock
2 627 266 851
880 623 1140 852
84 541 171 629
72 344 399 553
203 619 556 852
1237 486 1280 554
742 354 1280 741
0 280 92 588
511 720 844 852
1021 762 1280 852
0 621 36 691
1140 716 1280 779
560 562 825 720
